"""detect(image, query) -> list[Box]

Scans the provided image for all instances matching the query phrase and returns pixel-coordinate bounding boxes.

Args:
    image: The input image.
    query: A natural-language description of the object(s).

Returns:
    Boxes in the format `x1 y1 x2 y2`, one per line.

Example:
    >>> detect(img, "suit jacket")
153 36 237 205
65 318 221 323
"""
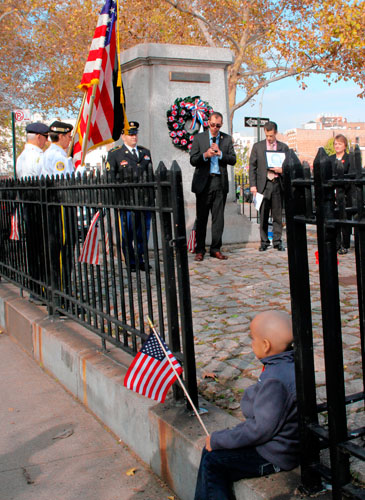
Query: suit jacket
190 130 236 194
329 152 351 175
249 139 289 194
106 144 152 178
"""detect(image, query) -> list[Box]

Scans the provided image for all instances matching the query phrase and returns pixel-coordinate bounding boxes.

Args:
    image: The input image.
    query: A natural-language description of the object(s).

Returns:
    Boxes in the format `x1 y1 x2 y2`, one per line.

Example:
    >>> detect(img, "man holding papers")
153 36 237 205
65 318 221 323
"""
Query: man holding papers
249 121 289 251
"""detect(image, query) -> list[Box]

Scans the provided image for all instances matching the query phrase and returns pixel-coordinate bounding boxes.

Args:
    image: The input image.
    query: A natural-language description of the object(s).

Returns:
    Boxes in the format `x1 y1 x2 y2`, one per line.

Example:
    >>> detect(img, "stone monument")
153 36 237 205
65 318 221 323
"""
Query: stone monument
120 43 259 244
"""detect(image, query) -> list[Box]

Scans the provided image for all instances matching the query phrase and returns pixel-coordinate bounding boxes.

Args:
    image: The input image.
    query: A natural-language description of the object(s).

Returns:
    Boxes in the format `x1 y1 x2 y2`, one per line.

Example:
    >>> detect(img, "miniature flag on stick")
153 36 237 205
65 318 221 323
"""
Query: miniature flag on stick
9 208 20 241
187 219 197 253
124 327 183 403
79 212 101 265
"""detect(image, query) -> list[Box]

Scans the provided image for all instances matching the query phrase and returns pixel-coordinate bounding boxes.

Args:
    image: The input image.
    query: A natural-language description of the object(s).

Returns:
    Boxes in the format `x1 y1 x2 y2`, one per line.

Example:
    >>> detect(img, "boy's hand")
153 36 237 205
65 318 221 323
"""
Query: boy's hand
205 435 212 452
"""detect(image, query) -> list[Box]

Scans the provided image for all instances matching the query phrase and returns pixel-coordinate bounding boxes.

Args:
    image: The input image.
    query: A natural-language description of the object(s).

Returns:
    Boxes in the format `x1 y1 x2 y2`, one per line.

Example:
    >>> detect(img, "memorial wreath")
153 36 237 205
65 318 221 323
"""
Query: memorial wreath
166 96 213 151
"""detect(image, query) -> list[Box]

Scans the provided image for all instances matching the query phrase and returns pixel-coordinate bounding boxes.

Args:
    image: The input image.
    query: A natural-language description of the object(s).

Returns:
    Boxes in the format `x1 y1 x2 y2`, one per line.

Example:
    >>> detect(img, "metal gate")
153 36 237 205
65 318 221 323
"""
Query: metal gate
0 161 198 407
283 146 365 498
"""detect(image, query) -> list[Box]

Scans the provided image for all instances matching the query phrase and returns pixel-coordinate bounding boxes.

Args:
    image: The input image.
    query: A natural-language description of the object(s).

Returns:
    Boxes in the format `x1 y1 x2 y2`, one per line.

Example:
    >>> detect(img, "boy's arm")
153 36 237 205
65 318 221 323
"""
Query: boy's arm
210 378 292 450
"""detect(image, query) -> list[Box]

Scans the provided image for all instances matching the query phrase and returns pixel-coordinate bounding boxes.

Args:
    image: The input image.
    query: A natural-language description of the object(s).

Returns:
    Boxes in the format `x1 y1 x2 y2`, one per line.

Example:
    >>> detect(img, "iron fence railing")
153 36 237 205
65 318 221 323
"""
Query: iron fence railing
284 145 365 499
0 161 198 407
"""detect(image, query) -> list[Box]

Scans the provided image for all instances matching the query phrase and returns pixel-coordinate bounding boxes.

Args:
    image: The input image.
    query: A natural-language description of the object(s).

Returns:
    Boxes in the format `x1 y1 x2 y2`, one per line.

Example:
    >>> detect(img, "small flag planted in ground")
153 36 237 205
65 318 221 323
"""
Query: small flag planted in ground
10 209 20 241
79 211 110 265
79 212 101 264
124 331 182 403
187 219 197 253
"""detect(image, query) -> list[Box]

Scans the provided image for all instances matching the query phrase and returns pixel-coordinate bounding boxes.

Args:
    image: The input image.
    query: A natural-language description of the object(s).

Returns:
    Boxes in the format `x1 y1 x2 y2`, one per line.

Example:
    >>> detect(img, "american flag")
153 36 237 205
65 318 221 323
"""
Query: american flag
79 212 101 265
79 211 110 265
9 208 20 241
187 220 196 253
124 331 183 403
73 0 127 169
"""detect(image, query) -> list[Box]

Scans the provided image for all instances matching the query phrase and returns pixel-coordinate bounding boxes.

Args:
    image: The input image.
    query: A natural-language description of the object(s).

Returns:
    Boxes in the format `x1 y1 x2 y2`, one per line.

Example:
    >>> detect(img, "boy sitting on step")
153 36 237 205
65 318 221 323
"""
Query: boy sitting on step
194 310 299 500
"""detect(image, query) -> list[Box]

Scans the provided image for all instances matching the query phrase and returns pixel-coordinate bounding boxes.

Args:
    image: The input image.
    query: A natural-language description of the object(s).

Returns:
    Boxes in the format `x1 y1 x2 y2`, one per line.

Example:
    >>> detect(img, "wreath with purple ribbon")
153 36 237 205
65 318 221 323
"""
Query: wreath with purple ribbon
166 96 213 151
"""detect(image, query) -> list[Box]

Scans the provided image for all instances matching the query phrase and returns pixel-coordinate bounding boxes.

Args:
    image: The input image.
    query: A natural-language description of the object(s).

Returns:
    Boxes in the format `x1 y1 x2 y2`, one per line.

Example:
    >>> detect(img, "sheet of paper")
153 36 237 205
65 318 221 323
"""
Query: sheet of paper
266 151 286 169
253 192 263 211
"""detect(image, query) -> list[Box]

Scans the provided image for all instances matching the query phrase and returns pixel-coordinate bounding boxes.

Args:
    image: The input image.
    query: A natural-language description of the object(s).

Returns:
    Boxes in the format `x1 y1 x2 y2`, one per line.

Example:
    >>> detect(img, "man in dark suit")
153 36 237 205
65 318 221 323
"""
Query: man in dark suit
106 121 152 271
249 121 288 252
190 111 236 262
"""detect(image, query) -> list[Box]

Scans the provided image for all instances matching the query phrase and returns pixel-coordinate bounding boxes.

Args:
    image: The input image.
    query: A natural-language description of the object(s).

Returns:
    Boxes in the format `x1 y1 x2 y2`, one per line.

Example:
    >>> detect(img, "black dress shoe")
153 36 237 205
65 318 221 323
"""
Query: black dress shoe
139 262 152 271
338 247 349 255
274 243 286 251
259 244 269 251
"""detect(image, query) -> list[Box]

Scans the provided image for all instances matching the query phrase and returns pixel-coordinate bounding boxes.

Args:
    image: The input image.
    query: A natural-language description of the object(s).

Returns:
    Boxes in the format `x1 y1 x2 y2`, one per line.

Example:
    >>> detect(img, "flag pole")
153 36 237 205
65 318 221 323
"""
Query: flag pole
147 316 209 436
81 83 98 166
68 91 87 157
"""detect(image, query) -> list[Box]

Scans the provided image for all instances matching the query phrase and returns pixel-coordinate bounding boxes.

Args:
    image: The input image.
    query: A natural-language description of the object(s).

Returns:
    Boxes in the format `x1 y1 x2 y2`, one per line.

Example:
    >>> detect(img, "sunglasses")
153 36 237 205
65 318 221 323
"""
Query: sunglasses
210 123 222 128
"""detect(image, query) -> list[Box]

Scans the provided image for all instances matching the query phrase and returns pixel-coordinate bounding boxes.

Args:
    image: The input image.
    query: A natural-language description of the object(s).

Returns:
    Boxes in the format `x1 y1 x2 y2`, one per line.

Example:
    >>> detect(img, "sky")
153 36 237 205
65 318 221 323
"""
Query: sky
233 75 365 135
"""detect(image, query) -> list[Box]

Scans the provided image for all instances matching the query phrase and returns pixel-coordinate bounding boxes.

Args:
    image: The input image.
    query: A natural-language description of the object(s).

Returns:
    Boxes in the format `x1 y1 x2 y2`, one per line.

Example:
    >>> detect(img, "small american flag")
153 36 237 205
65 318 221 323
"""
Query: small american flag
73 0 127 169
10 209 20 241
79 212 100 265
124 331 183 403
187 220 197 253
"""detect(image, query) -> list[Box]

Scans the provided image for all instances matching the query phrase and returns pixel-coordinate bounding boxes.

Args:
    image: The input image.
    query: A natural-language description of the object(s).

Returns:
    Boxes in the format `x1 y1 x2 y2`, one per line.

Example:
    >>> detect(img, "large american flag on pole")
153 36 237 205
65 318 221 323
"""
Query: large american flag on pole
73 0 127 169
124 332 183 403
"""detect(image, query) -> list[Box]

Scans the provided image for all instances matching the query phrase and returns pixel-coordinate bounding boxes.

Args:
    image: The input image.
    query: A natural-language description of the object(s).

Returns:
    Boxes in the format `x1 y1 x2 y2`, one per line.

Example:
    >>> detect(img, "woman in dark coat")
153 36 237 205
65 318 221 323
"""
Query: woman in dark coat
330 134 352 254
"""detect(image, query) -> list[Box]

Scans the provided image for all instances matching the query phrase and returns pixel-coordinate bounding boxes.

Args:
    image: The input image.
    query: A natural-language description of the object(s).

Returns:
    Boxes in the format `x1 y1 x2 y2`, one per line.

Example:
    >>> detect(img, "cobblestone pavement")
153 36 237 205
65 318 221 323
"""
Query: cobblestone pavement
188 231 363 439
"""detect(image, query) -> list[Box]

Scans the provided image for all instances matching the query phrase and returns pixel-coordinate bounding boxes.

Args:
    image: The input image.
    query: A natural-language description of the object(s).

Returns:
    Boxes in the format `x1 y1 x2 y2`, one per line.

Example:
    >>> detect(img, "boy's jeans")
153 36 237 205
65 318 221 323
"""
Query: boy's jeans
194 446 280 500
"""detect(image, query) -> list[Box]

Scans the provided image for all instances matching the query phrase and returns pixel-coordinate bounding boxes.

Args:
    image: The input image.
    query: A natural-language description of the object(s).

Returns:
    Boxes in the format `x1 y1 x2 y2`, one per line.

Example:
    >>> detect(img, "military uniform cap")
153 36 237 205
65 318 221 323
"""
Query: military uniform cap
26 122 49 135
123 121 139 135
50 120 73 134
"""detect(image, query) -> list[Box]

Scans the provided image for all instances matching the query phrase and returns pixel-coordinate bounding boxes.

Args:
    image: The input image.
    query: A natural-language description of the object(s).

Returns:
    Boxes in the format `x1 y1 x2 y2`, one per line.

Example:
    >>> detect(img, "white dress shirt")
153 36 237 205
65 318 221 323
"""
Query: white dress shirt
16 143 44 179
41 143 74 178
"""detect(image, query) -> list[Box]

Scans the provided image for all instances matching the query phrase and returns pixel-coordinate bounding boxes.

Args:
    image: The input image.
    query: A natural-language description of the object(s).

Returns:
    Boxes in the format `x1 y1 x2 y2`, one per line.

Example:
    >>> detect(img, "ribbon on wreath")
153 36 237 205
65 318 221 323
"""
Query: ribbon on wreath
184 98 208 130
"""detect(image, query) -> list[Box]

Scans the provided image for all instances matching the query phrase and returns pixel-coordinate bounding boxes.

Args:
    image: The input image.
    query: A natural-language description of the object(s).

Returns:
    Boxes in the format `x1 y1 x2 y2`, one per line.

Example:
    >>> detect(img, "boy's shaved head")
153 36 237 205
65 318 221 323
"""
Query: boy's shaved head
250 311 293 356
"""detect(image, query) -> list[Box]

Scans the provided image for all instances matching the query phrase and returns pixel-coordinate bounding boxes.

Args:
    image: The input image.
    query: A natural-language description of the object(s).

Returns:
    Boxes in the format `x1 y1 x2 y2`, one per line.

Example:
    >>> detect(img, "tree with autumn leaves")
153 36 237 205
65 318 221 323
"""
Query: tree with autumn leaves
0 0 364 159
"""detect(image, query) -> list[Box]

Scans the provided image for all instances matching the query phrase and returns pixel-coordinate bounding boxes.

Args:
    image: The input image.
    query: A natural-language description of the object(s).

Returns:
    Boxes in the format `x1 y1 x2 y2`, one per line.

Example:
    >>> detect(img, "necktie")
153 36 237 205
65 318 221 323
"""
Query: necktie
131 148 138 161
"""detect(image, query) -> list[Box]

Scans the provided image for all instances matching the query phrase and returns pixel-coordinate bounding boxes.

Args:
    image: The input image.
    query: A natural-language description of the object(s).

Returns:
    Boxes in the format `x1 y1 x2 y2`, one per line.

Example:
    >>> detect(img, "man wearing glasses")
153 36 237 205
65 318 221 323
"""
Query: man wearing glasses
16 122 49 179
190 111 236 262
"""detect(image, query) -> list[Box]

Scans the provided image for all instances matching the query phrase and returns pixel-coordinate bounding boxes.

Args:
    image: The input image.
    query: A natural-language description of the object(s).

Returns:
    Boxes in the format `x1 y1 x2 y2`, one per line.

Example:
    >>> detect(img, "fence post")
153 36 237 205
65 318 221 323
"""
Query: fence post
283 150 322 493
155 161 184 401
313 147 350 498
170 160 199 409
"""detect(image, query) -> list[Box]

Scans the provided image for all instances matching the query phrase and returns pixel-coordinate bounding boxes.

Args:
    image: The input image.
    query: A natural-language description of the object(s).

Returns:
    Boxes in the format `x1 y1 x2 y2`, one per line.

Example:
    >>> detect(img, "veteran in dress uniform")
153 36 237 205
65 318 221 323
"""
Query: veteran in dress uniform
106 121 153 271
41 120 74 178
15 122 50 302
42 121 76 300
16 122 49 179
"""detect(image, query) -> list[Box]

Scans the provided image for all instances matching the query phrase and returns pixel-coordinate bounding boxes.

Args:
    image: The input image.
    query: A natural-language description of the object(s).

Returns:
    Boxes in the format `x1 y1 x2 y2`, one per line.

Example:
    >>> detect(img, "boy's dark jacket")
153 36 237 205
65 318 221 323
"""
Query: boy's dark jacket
210 350 299 470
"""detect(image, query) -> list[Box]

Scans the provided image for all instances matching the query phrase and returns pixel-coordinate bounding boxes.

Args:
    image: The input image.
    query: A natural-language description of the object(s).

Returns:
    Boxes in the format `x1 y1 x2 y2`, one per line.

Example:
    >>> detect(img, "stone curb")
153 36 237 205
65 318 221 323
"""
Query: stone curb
0 282 320 500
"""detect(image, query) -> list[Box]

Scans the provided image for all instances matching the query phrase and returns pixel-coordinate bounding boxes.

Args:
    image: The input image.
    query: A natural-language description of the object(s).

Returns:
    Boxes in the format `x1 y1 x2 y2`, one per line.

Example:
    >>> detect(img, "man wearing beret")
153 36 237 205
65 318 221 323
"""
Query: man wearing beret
16 122 49 179
41 120 75 178
106 121 153 271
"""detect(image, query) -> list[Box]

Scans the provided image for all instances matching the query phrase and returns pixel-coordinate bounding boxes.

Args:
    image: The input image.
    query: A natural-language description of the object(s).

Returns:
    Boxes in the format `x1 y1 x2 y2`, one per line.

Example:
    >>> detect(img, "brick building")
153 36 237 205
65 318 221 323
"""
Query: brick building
277 115 365 166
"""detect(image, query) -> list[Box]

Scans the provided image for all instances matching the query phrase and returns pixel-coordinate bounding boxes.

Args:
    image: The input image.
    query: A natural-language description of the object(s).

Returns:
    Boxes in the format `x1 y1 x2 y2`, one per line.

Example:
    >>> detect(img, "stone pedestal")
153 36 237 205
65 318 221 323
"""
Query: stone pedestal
120 43 259 244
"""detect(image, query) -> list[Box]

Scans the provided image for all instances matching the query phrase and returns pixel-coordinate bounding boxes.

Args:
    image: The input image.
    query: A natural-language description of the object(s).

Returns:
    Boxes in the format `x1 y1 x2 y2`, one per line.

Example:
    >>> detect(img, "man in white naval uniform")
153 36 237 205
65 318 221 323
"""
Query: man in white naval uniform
41 121 76 302
41 120 74 177
16 122 49 179
15 122 49 303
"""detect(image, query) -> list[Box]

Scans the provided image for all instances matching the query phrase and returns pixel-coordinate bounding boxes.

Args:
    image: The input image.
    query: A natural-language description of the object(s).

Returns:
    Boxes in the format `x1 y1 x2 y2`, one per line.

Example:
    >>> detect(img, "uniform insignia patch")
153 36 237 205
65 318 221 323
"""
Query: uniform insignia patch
106 162 110 171
56 161 65 171
144 155 151 160
121 161 128 166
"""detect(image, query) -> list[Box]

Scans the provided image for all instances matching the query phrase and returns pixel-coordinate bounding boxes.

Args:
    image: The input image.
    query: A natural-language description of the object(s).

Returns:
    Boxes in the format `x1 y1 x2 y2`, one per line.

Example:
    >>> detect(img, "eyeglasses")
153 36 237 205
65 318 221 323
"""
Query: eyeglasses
210 123 222 128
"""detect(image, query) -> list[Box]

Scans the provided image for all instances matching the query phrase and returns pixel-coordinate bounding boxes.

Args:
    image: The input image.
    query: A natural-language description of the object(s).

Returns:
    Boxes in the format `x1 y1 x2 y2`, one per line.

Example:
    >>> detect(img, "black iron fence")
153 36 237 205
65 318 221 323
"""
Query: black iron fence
0 161 198 407
283 146 365 498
